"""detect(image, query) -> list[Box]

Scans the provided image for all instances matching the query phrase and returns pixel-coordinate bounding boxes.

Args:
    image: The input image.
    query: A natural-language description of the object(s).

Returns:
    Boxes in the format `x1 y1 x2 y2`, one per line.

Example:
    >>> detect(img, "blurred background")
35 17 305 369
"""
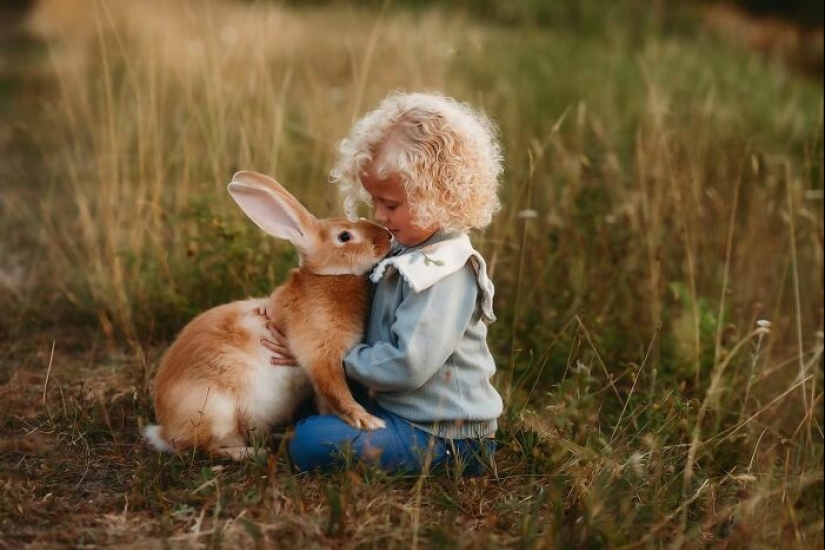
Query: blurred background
0 0 822 547
2 0 821 365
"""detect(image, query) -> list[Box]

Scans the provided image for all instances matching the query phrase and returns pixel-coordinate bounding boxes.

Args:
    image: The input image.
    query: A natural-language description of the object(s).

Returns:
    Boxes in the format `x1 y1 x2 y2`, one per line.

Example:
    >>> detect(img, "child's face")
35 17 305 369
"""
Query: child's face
360 165 438 247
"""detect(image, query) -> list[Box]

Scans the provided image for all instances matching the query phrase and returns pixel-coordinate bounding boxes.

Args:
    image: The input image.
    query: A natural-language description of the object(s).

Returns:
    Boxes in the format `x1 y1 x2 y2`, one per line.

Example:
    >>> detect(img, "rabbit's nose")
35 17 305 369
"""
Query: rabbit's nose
373 228 392 245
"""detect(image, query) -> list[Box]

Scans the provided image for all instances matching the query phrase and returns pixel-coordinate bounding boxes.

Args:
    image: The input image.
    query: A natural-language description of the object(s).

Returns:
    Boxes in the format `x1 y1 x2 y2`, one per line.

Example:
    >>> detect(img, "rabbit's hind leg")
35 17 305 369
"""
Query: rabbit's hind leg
213 446 266 461
204 427 257 461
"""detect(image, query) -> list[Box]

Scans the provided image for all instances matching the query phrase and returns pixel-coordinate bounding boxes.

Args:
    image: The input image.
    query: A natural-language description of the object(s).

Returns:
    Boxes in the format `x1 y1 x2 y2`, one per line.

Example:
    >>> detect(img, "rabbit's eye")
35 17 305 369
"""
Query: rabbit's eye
337 231 353 243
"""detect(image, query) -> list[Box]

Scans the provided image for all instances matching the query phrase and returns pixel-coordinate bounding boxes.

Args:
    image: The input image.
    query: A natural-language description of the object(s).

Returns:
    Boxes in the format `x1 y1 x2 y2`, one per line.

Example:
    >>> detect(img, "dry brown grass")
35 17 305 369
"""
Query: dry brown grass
1 0 823 548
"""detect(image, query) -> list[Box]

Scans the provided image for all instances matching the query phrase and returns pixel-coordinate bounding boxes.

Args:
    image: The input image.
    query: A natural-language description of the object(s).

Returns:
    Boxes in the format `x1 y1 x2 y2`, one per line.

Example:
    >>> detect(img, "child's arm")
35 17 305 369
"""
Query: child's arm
344 266 479 392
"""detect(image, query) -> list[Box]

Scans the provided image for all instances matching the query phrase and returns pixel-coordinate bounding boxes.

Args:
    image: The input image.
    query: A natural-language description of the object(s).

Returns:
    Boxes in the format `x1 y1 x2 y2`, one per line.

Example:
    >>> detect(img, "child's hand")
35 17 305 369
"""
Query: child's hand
258 301 274 319
261 323 298 367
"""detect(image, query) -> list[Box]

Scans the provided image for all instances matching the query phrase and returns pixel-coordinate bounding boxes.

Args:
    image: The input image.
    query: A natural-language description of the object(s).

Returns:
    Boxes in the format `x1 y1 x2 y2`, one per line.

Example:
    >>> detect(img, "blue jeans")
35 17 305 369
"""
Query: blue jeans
287 399 495 476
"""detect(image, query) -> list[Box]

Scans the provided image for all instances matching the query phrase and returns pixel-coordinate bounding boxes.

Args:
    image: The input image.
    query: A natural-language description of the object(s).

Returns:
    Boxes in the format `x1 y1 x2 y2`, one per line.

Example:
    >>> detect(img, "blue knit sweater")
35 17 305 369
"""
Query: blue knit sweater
344 230 503 439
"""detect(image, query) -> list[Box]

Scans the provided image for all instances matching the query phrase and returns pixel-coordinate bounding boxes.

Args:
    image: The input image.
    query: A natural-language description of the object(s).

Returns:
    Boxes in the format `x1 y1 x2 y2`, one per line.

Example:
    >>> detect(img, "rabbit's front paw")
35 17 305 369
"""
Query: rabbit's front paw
341 407 386 431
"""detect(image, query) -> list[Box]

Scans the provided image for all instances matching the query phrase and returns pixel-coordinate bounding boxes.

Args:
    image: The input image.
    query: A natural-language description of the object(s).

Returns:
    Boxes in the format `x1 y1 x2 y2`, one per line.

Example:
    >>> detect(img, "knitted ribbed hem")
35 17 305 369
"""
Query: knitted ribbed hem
406 418 498 440
372 393 500 439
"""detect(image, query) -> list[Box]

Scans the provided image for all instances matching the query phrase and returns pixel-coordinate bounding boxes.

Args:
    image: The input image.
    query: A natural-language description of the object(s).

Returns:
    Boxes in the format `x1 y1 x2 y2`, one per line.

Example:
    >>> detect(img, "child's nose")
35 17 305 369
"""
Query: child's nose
374 206 389 224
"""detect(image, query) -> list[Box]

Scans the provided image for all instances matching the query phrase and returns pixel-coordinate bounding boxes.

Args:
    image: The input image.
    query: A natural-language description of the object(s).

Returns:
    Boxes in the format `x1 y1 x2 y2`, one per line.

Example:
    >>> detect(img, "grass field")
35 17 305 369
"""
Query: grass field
0 0 823 548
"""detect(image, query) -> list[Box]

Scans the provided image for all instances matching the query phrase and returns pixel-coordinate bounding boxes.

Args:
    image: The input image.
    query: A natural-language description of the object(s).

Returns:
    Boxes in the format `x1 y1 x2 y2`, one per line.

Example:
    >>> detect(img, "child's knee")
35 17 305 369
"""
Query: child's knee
287 415 358 471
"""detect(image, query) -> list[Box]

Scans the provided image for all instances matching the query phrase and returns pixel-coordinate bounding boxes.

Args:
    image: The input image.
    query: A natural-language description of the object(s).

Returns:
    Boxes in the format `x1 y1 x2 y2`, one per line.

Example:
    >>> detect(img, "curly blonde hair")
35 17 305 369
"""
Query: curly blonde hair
330 91 503 232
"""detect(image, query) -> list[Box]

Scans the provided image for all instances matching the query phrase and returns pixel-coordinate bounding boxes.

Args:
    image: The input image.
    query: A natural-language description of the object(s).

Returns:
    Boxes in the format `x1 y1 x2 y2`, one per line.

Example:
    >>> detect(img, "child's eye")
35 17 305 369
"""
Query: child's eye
337 231 353 243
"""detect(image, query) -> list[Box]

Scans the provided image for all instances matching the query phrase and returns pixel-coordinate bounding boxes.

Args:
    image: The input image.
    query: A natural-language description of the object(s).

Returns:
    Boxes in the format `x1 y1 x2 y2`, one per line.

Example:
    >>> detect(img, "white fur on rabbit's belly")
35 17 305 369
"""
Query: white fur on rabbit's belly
243 357 312 429
236 301 314 429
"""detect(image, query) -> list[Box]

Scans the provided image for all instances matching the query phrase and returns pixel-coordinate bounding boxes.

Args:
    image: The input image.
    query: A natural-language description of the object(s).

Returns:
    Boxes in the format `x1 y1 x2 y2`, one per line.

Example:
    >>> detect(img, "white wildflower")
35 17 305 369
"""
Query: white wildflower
629 451 645 477
572 360 591 377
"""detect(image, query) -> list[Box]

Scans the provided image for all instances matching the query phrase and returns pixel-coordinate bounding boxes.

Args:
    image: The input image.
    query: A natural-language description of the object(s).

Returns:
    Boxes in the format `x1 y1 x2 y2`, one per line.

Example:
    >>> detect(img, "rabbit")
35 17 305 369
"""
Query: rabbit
142 171 393 460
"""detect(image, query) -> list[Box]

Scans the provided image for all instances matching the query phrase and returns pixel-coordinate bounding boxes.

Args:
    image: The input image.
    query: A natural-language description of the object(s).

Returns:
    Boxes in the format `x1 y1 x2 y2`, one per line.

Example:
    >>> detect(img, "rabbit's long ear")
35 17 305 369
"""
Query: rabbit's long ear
227 171 317 246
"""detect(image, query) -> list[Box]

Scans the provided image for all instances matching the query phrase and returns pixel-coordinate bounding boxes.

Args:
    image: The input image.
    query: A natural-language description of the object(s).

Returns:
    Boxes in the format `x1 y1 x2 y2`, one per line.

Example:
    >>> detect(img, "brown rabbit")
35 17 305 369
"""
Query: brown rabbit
143 171 392 460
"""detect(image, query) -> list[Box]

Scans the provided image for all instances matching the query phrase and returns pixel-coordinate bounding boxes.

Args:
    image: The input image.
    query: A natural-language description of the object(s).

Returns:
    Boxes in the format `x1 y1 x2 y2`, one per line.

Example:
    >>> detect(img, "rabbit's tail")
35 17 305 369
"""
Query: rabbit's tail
142 424 174 453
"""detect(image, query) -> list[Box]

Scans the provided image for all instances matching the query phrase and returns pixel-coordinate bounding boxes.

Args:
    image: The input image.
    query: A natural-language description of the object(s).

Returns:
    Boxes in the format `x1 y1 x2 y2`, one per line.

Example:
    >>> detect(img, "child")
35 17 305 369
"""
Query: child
266 91 504 475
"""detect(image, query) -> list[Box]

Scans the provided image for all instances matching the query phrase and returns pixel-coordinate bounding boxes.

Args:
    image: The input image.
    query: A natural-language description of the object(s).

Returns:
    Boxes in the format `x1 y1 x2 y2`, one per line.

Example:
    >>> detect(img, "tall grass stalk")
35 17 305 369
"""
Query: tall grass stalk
26 0 459 340
3 0 822 546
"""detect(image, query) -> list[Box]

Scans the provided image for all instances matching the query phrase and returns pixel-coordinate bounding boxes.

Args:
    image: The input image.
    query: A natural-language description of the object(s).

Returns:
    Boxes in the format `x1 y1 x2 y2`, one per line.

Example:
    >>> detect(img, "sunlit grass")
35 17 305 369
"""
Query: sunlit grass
1 0 822 548
19 0 466 337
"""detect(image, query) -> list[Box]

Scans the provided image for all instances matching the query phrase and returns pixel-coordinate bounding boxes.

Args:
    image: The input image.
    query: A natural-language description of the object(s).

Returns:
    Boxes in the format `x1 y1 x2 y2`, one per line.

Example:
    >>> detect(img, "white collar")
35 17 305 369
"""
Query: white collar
370 234 496 322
